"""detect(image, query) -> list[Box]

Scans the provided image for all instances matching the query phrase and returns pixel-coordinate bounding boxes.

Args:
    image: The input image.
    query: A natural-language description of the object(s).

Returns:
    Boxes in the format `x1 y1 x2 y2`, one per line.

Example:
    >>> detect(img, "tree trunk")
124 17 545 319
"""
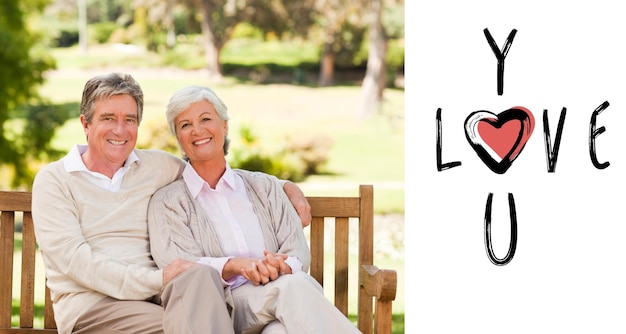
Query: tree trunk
198 0 224 82
359 0 387 118
319 42 336 86
78 0 87 55
166 5 176 49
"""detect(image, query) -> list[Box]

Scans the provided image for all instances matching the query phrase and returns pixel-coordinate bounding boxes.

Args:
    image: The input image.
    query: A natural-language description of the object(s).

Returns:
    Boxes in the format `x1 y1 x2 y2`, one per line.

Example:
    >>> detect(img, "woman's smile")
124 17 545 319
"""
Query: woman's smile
193 138 212 146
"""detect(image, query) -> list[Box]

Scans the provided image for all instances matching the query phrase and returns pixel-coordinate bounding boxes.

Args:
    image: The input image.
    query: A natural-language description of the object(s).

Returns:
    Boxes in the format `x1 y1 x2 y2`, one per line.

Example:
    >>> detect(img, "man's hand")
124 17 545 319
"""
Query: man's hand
163 258 195 286
283 182 312 228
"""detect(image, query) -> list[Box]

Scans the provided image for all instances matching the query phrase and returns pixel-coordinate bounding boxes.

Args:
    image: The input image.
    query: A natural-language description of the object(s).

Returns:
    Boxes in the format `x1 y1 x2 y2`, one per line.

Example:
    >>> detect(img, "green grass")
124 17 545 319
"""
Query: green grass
221 38 319 67
50 44 163 69
50 39 320 72
12 300 47 329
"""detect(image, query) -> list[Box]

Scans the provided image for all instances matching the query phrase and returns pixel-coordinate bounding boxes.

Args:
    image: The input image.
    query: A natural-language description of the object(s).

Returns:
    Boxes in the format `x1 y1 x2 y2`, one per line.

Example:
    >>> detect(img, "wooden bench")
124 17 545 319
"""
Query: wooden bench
0 191 55 334
0 185 397 333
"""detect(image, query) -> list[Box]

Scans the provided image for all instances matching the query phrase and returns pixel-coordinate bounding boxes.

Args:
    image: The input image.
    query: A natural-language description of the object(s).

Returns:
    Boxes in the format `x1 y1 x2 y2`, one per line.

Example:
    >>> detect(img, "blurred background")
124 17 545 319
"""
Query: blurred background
1 0 404 332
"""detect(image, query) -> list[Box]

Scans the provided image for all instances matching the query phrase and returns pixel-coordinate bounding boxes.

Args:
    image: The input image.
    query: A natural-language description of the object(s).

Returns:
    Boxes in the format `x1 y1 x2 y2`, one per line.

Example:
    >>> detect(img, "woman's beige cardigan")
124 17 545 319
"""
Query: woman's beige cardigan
147 169 311 273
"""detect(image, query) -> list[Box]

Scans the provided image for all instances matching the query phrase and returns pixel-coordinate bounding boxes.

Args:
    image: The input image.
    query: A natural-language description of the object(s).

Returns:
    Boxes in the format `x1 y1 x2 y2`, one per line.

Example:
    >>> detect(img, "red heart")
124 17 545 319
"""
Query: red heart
465 107 534 174
478 119 522 159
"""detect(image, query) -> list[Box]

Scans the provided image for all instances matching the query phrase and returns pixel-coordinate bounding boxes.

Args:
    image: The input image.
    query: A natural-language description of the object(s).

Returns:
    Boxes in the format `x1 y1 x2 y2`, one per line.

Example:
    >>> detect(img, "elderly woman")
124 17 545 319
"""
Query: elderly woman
147 85 360 334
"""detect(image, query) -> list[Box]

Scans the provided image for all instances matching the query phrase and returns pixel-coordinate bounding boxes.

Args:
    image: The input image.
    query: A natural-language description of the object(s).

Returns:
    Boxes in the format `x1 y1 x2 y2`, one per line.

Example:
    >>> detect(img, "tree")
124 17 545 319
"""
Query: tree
359 0 388 118
78 0 87 54
135 0 315 82
131 0 177 51
194 0 316 81
314 0 364 86
0 0 57 189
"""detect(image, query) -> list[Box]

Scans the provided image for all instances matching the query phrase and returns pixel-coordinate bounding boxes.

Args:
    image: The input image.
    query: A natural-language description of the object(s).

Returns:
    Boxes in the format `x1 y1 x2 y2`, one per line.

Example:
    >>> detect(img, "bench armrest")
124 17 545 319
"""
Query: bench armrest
359 264 397 334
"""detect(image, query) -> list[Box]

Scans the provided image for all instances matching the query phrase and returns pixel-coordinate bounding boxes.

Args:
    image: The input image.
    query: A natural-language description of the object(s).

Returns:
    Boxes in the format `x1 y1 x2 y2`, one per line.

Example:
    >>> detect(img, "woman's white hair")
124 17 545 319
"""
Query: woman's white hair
165 85 230 136
165 85 231 156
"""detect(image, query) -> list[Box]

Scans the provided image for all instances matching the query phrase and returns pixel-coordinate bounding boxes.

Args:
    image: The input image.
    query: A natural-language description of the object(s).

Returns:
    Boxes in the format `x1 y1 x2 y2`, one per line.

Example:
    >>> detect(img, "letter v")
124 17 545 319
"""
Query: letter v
543 108 567 173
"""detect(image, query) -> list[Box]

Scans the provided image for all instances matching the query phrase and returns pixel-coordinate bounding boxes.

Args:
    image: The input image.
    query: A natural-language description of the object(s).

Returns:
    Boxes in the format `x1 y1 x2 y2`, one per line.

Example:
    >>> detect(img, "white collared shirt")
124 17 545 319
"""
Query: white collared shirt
63 145 139 192
183 163 301 289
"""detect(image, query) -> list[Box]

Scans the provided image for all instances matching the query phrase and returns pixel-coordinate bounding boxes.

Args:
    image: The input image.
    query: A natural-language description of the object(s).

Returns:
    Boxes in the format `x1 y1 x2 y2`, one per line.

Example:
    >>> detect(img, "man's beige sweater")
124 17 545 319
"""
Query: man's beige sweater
32 149 184 334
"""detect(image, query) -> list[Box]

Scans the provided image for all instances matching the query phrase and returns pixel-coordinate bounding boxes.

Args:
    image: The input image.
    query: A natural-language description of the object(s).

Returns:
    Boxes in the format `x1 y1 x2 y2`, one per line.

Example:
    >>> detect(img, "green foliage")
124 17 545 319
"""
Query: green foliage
386 38 405 73
56 28 80 47
89 21 120 43
228 125 334 182
246 0 314 38
284 134 333 175
0 0 57 189
21 102 79 160
142 36 323 80
222 39 319 67
86 0 133 24
3 102 77 187
383 2 405 39
160 42 207 70
330 23 368 69
391 313 405 334
136 118 180 154
231 22 264 40
43 20 80 47
353 36 404 87
229 126 305 182
172 6 201 35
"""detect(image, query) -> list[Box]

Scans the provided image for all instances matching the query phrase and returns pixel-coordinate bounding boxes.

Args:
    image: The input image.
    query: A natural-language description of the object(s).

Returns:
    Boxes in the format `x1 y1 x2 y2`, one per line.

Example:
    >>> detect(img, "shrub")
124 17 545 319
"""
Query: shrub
136 118 180 154
231 22 264 40
386 38 404 73
228 126 334 182
283 134 333 175
56 28 79 47
228 126 305 182
89 22 120 44
108 28 131 44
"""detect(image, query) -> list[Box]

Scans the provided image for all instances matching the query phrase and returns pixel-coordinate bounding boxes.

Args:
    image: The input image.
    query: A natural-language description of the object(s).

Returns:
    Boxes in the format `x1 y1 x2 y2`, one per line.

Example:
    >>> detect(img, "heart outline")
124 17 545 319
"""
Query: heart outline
464 107 535 174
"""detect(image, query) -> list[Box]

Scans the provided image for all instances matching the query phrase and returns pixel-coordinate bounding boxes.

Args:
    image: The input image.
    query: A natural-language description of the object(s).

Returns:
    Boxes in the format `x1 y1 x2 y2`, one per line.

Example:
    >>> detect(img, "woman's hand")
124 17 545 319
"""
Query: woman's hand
232 251 291 286
263 250 291 276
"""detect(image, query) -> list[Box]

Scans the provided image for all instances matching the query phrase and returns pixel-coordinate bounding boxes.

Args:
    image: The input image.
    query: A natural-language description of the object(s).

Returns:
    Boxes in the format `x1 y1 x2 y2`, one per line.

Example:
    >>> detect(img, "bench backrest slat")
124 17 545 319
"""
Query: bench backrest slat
307 185 375 333
0 191 57 333
334 216 350 316
0 192 32 212
0 211 16 328
20 212 36 328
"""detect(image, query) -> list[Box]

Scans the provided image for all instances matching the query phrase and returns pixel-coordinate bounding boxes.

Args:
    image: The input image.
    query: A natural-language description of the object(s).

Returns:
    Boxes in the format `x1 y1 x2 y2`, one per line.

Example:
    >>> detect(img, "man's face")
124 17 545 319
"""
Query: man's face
81 94 139 171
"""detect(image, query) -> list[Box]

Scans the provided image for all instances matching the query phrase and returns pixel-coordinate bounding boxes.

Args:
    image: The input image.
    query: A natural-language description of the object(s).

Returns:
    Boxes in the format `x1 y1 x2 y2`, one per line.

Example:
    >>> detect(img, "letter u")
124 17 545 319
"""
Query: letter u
484 193 518 266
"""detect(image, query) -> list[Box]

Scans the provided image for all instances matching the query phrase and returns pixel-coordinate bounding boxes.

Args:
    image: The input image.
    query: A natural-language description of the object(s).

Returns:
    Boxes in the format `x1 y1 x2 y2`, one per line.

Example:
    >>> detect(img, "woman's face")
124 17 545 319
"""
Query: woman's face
174 100 227 162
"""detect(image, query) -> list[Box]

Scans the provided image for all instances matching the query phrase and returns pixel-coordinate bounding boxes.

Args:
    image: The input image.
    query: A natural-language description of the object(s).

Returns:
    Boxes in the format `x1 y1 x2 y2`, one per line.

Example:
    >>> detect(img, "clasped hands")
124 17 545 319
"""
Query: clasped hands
237 250 292 286
164 251 293 287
